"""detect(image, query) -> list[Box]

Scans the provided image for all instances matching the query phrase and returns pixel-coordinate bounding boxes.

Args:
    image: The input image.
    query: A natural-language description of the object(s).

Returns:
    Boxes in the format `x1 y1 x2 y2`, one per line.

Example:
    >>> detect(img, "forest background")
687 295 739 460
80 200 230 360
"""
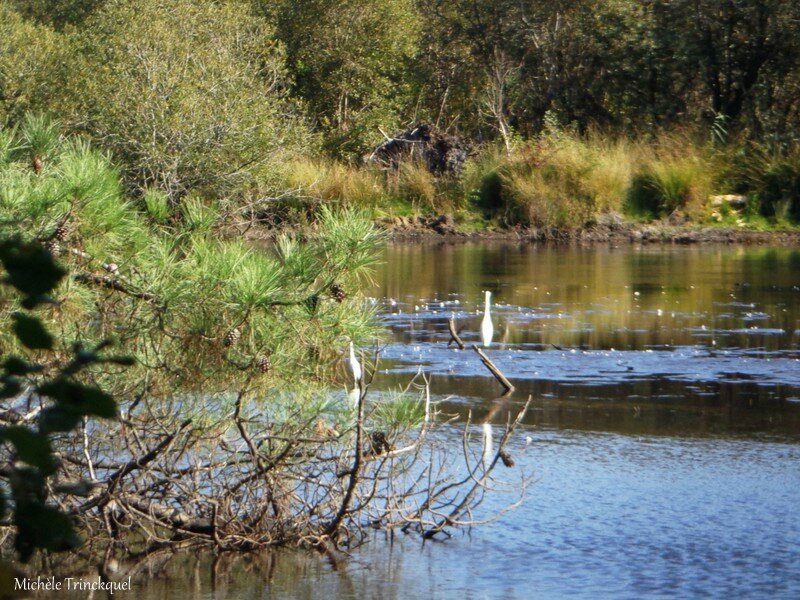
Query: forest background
3 0 800 229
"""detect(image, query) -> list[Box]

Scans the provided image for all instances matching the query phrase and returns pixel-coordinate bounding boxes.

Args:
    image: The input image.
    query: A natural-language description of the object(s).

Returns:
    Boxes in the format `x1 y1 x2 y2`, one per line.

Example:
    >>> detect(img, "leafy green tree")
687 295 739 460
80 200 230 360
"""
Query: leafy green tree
415 0 651 137
668 0 798 124
0 4 67 125
0 115 385 564
0 117 380 400
268 0 421 157
57 0 312 201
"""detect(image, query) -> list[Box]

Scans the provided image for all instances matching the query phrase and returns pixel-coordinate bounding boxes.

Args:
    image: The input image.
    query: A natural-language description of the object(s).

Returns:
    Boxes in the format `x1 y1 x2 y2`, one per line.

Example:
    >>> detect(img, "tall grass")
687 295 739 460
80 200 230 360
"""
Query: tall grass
625 135 718 220
255 128 798 229
461 130 727 227
393 161 438 211
742 143 800 222
464 133 642 228
282 159 385 207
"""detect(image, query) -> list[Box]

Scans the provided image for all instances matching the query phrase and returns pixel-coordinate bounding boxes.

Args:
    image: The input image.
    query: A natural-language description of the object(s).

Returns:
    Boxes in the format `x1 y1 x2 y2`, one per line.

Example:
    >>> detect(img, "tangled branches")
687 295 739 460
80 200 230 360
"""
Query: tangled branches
1 365 530 564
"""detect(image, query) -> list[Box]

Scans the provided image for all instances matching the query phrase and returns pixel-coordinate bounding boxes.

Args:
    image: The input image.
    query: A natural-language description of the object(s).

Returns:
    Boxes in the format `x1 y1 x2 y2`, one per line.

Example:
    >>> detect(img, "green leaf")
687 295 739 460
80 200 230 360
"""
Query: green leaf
11 314 54 350
2 356 42 376
0 377 22 399
0 239 66 297
38 379 117 418
38 407 81 435
21 294 57 310
14 504 81 563
0 427 57 475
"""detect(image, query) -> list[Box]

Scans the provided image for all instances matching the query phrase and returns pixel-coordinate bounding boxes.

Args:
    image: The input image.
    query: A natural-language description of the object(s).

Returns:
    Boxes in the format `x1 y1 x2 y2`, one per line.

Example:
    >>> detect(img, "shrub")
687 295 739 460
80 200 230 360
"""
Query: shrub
747 145 800 222
465 134 623 228
625 137 717 219
0 6 66 124
0 121 382 395
58 0 313 201
461 145 506 213
270 0 421 157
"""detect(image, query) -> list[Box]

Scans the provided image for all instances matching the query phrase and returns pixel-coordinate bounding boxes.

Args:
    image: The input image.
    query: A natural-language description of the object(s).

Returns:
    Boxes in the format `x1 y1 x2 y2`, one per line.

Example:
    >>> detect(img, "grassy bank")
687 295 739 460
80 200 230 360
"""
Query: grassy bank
258 129 800 236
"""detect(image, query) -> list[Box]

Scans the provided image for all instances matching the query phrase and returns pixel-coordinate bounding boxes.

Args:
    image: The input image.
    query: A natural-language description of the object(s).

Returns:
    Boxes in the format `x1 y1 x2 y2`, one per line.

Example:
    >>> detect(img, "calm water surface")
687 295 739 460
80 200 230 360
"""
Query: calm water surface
44 243 800 599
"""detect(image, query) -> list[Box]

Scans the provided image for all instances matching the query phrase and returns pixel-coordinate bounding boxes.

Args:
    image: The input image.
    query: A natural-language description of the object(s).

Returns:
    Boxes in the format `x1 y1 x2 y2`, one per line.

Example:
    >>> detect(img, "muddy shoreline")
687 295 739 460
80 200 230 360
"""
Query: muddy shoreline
383 214 800 245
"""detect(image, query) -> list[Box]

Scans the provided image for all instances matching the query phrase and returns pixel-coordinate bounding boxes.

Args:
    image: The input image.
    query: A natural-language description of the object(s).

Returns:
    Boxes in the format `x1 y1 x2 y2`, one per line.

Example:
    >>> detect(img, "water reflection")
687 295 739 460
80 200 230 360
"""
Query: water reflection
375 243 800 351
372 243 800 439
33 242 800 600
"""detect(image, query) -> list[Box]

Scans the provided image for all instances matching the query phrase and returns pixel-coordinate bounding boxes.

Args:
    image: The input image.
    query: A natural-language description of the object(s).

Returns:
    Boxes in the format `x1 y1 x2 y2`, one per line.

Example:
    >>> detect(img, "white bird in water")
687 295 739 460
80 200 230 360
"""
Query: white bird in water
482 422 494 468
481 290 494 347
348 341 362 384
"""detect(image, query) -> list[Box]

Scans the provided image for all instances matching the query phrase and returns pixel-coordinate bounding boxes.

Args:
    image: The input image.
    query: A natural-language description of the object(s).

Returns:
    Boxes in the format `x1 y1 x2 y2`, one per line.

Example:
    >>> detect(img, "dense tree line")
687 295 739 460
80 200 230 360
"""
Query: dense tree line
2 0 799 169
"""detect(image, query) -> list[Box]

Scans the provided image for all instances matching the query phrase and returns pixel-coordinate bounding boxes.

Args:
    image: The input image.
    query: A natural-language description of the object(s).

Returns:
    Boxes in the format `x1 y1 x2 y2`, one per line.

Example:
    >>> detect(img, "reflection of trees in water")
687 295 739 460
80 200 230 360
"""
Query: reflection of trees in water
375 244 800 350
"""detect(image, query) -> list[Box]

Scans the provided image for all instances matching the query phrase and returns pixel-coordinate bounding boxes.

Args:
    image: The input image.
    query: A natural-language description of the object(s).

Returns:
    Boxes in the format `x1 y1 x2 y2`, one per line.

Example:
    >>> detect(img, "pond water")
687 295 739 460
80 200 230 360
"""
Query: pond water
39 243 800 599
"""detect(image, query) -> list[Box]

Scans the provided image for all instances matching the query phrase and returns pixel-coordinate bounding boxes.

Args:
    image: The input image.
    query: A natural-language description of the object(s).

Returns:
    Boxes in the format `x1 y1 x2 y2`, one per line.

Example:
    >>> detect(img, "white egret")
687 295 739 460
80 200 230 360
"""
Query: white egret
482 422 494 468
347 386 360 409
481 290 494 347
348 341 362 384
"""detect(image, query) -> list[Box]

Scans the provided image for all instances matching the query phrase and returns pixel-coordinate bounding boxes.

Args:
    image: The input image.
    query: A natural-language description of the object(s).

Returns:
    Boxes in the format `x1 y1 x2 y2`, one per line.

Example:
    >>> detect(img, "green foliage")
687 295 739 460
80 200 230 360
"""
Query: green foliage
11 313 54 350
710 113 729 146
746 145 800 222
625 141 717 218
1 0 798 232
2 0 800 168
371 392 426 432
394 162 439 212
626 173 663 219
0 5 67 125
6 0 105 29
17 113 61 164
143 188 170 223
461 134 639 228
0 122 383 400
269 0 422 157
0 237 123 562
57 0 312 200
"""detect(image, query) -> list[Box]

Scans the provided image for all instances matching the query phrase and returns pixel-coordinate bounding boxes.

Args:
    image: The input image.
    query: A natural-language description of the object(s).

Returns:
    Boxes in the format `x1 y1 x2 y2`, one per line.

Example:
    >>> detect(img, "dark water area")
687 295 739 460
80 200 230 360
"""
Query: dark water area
35 243 800 599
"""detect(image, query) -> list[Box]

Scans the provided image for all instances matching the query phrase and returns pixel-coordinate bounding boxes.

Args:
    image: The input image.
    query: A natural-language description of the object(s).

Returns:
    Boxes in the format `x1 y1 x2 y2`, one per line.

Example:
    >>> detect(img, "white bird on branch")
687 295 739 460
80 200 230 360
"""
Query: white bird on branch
482 422 494 468
481 290 494 348
349 341 362 384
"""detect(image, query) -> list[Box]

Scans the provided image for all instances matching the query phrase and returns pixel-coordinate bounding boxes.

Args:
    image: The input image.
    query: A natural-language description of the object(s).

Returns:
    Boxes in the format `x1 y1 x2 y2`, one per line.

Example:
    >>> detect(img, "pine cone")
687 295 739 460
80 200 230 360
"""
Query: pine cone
54 224 69 242
367 431 392 456
330 282 346 303
44 239 61 257
255 355 271 373
223 327 241 348
304 294 319 315
33 156 43 175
